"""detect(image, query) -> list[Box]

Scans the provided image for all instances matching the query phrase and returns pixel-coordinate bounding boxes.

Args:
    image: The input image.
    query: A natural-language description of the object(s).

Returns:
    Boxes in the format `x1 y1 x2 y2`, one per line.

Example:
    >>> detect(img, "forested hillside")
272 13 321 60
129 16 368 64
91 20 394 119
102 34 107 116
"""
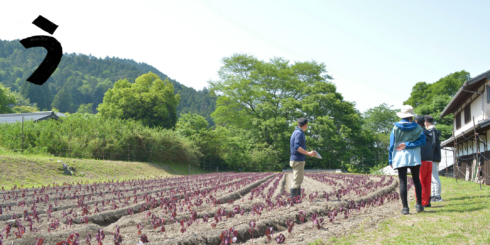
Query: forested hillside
0 39 216 125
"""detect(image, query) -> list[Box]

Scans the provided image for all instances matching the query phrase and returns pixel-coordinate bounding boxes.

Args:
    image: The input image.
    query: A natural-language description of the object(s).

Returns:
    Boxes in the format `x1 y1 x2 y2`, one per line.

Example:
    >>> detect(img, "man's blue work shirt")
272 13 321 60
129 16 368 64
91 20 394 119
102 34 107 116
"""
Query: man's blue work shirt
290 126 306 161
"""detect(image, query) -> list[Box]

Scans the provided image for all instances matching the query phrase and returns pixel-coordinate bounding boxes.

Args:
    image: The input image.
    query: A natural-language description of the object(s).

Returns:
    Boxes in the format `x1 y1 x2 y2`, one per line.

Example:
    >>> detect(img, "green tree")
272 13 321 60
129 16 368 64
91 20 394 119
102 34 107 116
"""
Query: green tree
97 72 180 129
77 103 93 114
362 103 399 167
0 83 15 113
404 70 470 140
19 80 52 110
209 54 369 169
92 78 114 111
175 112 209 137
9 90 38 108
51 84 73 113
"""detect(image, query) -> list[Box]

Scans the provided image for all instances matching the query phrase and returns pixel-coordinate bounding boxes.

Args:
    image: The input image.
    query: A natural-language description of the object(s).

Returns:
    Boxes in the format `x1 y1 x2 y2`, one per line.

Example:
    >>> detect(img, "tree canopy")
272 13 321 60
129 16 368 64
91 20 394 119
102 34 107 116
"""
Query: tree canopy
209 54 372 169
0 83 15 113
362 103 399 171
404 70 470 140
97 72 180 129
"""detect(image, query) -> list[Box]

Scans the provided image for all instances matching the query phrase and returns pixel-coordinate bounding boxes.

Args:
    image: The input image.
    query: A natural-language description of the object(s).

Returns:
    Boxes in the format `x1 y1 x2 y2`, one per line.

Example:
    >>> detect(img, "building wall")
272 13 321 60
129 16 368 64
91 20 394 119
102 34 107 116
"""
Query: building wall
454 82 488 135
455 133 488 157
452 128 490 185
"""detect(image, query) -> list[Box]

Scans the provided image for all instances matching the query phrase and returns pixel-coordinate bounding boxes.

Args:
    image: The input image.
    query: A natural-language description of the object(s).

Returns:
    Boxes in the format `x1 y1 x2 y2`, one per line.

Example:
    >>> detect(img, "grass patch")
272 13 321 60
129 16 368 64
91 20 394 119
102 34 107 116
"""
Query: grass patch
309 177 490 245
0 149 209 190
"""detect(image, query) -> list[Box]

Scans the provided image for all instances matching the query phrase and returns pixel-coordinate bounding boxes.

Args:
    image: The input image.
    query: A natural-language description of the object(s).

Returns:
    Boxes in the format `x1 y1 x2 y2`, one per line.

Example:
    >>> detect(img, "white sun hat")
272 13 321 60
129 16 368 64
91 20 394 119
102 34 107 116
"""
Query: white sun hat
396 105 416 118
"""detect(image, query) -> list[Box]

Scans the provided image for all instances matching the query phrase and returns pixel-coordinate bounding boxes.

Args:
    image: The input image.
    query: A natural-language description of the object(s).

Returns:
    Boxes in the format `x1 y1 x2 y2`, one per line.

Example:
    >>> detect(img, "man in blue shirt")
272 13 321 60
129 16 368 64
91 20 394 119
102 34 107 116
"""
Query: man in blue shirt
290 117 317 200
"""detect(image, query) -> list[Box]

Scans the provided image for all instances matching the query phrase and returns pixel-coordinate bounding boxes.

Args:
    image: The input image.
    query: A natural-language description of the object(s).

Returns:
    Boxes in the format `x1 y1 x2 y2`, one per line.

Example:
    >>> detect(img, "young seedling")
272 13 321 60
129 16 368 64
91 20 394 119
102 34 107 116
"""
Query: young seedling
137 223 144 235
298 210 305 232
275 234 285 244
112 225 122 245
35 237 44 245
248 220 256 245
95 229 105 245
180 219 187 234
265 227 274 244
315 217 324 230
67 232 80 244
85 233 91 244
219 227 238 244
160 225 167 238
286 219 294 237
138 234 150 244
310 213 318 230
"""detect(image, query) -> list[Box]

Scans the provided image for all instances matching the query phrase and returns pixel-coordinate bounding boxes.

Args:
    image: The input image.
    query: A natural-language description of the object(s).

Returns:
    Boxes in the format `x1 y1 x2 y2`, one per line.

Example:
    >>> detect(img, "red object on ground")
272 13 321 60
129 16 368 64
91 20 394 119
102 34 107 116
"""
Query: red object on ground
418 161 432 206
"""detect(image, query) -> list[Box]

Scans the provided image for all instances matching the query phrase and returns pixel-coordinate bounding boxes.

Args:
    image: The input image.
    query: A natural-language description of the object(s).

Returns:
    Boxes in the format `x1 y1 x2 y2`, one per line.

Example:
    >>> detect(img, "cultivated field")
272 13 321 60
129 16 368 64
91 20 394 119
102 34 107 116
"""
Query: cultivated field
0 172 406 244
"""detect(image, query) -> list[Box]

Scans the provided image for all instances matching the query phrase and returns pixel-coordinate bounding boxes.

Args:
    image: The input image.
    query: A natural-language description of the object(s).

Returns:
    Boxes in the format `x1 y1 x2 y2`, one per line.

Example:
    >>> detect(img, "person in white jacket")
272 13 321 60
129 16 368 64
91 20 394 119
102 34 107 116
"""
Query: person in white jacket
424 115 443 202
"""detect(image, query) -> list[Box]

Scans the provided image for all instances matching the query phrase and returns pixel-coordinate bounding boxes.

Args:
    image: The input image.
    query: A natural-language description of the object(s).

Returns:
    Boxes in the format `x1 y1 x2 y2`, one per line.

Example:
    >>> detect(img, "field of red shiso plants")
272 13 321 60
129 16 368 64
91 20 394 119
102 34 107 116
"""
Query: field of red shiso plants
0 172 406 244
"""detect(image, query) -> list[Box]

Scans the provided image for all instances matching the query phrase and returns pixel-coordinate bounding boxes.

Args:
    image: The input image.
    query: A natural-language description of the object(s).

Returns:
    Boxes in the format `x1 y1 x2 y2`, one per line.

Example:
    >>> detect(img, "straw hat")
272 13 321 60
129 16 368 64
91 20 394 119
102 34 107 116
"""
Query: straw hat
396 105 416 118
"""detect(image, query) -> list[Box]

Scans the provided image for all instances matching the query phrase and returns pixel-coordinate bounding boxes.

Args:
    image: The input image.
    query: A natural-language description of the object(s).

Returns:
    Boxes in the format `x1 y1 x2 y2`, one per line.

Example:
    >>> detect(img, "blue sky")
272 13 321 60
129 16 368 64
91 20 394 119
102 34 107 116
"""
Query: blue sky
1 0 489 113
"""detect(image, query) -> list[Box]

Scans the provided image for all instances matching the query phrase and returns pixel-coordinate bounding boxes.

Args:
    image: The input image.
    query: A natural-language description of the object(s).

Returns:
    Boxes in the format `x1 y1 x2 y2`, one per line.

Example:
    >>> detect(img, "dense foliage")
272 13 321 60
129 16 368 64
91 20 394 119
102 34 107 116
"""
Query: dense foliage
0 39 216 125
362 103 399 173
404 70 470 140
209 54 375 170
0 83 15 113
175 113 280 171
97 72 180 129
0 113 201 165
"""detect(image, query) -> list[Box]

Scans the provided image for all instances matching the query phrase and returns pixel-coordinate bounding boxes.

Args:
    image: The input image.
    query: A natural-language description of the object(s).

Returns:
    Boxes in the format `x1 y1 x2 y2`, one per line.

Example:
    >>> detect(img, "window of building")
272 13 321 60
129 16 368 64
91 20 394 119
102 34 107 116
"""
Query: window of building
464 104 471 124
456 112 461 129
487 85 490 103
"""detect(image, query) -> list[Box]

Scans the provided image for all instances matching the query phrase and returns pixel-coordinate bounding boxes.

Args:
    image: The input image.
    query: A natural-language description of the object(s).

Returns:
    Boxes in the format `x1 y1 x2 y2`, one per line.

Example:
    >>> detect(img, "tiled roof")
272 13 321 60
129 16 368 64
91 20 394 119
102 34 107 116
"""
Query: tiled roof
440 69 490 118
0 111 59 124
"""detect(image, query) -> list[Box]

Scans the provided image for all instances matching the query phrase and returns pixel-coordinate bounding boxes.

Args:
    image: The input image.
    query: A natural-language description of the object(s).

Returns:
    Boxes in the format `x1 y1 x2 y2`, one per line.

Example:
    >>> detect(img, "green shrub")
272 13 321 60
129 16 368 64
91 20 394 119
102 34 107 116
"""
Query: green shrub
0 113 201 165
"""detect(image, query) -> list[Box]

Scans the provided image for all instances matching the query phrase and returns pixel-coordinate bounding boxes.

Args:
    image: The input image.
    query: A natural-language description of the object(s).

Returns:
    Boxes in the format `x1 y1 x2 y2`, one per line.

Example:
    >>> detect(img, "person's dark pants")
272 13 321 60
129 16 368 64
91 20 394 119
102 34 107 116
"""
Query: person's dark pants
398 165 422 208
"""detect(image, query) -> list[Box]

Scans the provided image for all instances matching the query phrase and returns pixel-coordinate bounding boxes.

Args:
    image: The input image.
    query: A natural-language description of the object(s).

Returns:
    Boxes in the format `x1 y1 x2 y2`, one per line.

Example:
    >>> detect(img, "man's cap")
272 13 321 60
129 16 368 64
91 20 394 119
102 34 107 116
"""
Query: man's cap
414 115 425 125
424 115 434 123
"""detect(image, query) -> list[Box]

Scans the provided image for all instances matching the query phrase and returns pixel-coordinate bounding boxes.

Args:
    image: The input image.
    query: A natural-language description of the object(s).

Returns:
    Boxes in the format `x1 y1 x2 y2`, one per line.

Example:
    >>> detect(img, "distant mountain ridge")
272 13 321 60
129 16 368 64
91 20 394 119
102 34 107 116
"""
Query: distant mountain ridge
0 39 216 125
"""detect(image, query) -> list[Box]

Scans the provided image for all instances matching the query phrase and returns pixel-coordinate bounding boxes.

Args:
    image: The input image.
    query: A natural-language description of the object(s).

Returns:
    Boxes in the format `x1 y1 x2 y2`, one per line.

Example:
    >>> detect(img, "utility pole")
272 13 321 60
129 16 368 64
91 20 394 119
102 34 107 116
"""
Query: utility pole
361 155 364 173
21 116 24 153
473 117 482 190
445 149 447 176
454 130 458 183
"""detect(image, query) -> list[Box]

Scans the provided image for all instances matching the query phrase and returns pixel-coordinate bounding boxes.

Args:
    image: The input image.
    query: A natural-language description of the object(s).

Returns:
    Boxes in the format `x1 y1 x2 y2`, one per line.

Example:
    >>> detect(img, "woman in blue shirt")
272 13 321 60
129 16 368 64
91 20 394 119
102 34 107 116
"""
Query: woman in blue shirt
389 105 425 214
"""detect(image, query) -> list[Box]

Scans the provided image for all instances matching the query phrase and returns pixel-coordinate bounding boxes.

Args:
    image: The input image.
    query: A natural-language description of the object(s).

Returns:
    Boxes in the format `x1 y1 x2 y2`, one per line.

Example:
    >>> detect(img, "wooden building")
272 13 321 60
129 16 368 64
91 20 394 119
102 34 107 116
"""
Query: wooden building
439 70 490 185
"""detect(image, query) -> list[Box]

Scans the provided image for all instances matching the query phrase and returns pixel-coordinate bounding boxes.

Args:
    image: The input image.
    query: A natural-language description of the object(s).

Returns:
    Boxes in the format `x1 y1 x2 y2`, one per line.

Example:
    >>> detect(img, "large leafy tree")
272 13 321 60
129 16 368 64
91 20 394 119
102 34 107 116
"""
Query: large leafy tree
8 90 39 113
175 112 209 137
77 103 93 114
0 83 15 113
97 72 180 129
362 103 399 167
209 54 370 169
404 70 470 140
19 79 52 110
51 84 73 113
